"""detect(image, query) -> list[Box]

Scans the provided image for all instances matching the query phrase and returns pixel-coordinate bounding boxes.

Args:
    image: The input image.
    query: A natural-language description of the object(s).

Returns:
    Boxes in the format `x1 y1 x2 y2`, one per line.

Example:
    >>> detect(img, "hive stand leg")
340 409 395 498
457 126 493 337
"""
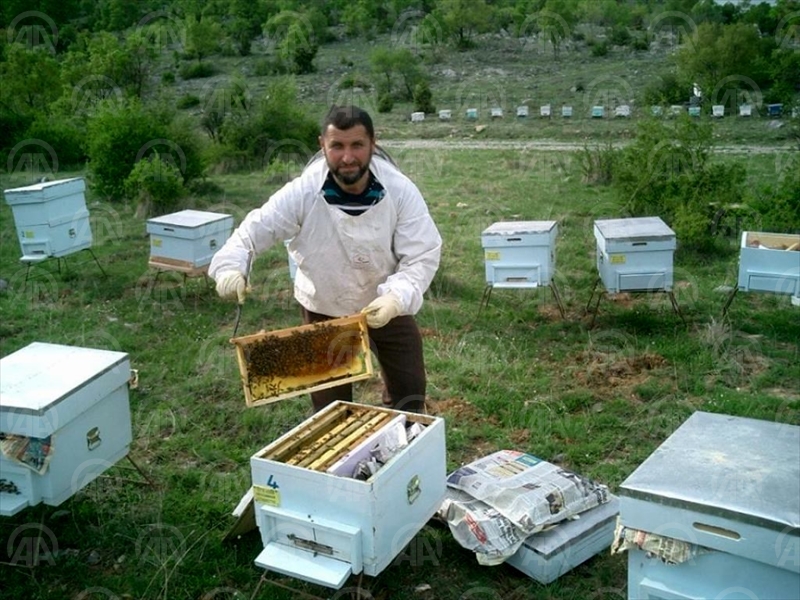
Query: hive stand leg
477 284 493 317
550 281 566 318
585 278 601 313
722 286 738 316
249 574 330 600
667 290 686 325
87 248 107 277
589 289 604 328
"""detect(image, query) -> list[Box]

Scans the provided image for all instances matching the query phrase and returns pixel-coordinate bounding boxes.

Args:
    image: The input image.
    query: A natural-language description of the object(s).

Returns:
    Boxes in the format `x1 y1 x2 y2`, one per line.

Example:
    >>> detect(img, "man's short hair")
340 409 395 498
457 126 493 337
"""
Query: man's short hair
322 105 374 139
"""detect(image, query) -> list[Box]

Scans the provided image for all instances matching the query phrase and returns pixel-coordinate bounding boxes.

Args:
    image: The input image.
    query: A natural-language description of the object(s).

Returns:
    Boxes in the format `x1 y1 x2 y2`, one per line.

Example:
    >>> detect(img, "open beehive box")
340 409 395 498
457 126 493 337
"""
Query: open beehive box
231 314 373 407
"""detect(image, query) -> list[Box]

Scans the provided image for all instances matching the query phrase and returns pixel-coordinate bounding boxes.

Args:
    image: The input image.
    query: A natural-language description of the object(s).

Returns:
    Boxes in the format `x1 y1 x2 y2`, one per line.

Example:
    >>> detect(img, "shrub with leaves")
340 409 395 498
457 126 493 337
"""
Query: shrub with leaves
611 115 748 250
413 81 435 114
124 153 186 216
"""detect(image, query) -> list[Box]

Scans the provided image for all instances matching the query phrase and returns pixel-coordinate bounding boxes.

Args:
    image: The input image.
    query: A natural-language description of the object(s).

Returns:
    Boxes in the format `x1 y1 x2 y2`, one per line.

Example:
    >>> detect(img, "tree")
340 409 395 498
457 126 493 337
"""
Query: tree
435 0 493 49
676 22 766 110
279 21 319 74
0 44 60 116
370 46 425 100
185 15 221 62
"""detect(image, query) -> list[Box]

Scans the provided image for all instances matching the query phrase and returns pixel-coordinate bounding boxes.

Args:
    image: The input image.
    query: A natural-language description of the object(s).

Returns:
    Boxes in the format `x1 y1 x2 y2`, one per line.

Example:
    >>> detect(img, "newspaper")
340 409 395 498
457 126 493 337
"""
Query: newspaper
446 450 610 535
611 518 713 565
438 488 528 565
0 433 54 474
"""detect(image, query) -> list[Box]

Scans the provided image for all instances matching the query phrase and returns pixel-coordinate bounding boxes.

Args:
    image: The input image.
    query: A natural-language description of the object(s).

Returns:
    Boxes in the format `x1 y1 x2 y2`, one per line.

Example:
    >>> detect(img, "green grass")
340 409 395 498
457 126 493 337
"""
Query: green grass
1 146 798 599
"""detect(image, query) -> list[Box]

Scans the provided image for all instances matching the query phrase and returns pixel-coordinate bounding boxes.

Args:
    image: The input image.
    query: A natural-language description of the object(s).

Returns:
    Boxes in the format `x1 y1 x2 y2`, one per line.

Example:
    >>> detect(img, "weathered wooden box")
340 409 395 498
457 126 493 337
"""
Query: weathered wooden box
250 401 446 588
737 231 800 305
594 217 676 293
481 221 558 288
620 412 800 600
3 177 92 260
146 209 233 271
0 342 132 516
231 314 373 407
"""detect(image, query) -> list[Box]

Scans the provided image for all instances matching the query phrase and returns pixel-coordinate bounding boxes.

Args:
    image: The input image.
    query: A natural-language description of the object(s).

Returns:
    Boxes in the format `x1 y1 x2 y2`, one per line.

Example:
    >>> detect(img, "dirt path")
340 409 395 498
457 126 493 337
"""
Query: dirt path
380 139 795 154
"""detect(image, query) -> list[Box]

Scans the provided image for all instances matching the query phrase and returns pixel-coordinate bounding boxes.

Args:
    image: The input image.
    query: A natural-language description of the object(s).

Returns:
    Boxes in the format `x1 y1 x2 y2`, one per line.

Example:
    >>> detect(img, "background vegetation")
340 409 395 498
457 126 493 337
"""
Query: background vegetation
1 1 799 599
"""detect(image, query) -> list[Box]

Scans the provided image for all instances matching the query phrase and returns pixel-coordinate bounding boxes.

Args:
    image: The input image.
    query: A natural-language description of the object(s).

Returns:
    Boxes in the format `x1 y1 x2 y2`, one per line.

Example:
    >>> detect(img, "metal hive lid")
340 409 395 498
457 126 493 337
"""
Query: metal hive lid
147 209 231 228
594 217 674 241
620 411 800 532
0 342 129 415
482 220 557 236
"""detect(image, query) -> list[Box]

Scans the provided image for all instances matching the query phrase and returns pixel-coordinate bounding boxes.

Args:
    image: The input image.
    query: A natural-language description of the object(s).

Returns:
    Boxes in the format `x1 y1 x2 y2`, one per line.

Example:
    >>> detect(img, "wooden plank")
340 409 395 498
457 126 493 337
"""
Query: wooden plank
306 413 392 471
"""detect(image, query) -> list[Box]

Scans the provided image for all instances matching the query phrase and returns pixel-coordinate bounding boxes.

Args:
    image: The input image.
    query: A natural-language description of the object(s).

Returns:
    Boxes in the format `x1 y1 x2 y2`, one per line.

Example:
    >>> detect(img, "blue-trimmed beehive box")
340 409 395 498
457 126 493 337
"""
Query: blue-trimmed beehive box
3 178 92 261
481 221 558 288
506 495 619 584
737 231 800 306
147 209 233 271
0 342 132 516
620 412 800 600
594 217 676 293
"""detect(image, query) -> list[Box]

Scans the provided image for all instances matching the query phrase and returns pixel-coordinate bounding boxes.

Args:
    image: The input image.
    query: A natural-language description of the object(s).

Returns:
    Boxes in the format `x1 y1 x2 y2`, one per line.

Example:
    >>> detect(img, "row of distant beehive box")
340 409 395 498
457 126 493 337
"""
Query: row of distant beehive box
482 217 800 302
3 179 235 273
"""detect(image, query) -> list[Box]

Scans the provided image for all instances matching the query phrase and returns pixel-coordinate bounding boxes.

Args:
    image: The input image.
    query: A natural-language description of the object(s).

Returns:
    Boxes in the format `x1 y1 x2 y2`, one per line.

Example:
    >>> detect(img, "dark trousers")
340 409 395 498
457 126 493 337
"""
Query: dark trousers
301 307 426 413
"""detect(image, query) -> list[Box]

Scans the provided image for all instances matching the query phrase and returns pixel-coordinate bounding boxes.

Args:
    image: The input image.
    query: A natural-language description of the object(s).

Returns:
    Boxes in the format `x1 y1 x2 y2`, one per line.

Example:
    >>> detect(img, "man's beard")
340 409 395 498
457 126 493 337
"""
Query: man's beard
329 159 370 186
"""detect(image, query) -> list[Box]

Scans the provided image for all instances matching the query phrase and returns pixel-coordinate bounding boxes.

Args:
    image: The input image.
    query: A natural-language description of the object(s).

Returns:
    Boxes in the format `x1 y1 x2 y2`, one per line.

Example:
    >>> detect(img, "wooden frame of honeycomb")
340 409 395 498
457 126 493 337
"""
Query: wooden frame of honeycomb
231 314 373 407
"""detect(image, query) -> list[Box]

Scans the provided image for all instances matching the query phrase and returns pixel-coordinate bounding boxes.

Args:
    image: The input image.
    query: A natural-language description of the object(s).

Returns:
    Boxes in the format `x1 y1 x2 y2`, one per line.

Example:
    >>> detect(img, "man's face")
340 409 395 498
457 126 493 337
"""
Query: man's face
319 124 375 191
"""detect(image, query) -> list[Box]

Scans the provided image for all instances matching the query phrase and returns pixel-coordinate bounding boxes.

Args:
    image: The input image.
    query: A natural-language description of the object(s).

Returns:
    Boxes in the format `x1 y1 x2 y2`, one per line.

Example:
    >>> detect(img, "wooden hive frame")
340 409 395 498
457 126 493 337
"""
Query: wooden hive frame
257 401 435 472
231 313 373 407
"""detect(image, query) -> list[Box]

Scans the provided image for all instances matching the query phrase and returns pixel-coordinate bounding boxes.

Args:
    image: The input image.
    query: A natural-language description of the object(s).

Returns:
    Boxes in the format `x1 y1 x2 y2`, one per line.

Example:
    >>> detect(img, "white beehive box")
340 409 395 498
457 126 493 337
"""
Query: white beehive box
466 108 478 120
481 221 558 288
516 106 528 118
438 109 451 121
737 231 800 305
250 401 446 588
146 209 233 271
411 111 425 122
0 342 132 516
712 105 725 117
506 496 619 584
561 106 573 118
594 217 676 293
3 177 92 261
540 105 551 118
620 412 800 600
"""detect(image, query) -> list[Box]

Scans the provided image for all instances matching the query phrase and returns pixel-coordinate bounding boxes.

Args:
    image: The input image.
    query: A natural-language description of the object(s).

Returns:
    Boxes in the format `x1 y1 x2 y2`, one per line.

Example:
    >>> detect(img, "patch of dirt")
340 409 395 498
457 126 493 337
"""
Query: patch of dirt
427 396 486 422
573 351 668 397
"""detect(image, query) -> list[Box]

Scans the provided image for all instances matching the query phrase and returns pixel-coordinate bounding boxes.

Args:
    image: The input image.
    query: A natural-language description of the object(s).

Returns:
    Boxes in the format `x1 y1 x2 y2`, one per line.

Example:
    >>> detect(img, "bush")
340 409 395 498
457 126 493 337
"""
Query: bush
339 72 372 90
577 143 617 185
611 116 748 250
161 71 176 85
24 117 86 168
377 93 394 113
591 41 610 57
610 26 632 47
179 62 216 79
177 94 201 109
631 36 649 51
124 153 186 216
86 99 205 200
413 81 435 114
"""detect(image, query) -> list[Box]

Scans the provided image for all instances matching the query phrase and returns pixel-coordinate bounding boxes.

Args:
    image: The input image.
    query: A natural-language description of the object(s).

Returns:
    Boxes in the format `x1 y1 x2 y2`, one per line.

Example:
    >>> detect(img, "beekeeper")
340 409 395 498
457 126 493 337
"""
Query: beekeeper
209 105 442 413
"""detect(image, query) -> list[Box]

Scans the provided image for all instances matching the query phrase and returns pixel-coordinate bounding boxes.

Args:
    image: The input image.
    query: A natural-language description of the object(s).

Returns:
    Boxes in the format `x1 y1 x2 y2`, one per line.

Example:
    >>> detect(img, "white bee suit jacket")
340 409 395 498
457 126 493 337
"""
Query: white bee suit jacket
208 154 442 317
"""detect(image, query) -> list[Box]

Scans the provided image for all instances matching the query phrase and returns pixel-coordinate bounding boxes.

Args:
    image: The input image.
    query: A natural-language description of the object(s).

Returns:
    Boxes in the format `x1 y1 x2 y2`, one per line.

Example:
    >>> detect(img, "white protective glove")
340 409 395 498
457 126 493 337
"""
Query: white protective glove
215 271 247 304
361 292 402 328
